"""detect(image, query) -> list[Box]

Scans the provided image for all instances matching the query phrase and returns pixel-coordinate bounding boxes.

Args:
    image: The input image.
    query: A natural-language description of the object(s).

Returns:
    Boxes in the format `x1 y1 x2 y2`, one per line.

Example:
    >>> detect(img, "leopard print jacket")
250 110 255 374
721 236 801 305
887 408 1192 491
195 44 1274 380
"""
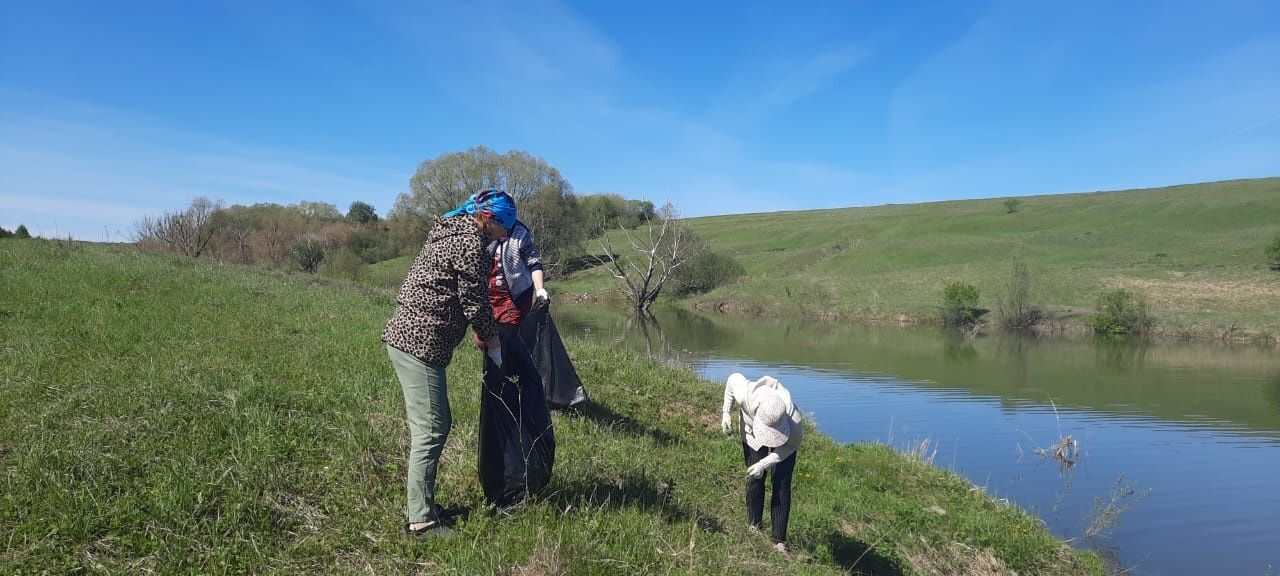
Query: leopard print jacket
381 215 499 367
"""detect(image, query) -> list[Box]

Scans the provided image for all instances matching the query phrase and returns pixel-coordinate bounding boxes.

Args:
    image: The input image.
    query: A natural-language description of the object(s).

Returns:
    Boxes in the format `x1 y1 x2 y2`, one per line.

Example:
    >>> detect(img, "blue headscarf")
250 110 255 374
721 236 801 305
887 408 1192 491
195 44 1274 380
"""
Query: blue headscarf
443 188 517 229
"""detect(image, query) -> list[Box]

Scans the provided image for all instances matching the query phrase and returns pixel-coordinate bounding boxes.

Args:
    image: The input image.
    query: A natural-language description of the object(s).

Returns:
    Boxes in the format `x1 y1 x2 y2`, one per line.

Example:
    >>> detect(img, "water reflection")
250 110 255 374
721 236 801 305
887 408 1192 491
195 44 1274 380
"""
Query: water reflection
942 333 979 364
1269 372 1280 412
1093 337 1150 373
993 334 1030 389
560 306 1280 439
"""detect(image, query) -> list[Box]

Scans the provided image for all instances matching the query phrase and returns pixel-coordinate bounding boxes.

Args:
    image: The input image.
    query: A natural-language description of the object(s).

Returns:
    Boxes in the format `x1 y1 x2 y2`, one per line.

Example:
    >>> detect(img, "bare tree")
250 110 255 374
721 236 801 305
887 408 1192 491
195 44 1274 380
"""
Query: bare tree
223 216 255 264
257 208 305 265
596 202 705 315
134 197 225 258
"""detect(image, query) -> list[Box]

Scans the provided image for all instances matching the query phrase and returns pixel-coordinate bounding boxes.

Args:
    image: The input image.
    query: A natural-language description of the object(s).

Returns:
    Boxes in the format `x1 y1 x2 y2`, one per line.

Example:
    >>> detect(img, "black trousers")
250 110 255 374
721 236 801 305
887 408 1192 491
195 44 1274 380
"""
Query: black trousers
743 442 796 542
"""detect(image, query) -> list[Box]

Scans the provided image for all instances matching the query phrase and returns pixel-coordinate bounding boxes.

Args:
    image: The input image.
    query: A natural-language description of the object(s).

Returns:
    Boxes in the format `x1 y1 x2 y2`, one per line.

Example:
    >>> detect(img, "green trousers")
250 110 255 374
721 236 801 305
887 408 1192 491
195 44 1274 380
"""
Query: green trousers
386 344 451 524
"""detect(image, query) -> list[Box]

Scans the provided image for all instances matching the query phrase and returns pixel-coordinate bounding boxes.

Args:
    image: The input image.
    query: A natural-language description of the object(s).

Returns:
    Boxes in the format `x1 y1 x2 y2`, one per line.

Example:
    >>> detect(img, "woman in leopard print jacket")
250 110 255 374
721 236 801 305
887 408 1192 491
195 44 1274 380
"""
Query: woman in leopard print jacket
381 189 514 538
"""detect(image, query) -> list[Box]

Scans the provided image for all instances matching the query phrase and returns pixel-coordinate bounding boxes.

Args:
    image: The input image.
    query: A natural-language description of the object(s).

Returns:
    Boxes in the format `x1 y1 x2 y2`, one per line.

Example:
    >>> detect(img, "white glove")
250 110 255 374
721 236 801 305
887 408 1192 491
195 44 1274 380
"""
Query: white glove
721 413 733 435
535 288 549 303
747 453 781 479
486 346 503 367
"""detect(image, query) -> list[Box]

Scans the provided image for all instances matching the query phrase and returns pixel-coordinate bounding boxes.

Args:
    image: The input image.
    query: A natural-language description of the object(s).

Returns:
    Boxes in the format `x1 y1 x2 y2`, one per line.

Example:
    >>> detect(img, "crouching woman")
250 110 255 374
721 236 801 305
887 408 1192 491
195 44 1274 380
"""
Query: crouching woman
721 373 804 553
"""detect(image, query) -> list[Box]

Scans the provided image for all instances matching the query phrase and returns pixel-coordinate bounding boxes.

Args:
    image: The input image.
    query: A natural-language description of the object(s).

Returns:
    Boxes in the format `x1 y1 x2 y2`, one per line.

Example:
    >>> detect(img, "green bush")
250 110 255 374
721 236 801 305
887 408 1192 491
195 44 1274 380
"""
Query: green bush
1091 289 1154 335
349 229 401 264
318 247 368 281
1003 198 1022 214
1266 235 1280 271
940 282 983 327
0 226 11 239
670 250 746 296
15 225 31 239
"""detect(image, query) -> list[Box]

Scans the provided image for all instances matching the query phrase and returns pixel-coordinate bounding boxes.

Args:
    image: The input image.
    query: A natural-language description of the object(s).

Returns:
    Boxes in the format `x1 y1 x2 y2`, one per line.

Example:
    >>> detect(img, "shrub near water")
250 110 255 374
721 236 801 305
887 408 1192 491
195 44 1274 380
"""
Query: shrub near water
940 282 983 328
0 240 1102 575
1091 289 1154 335
670 251 746 296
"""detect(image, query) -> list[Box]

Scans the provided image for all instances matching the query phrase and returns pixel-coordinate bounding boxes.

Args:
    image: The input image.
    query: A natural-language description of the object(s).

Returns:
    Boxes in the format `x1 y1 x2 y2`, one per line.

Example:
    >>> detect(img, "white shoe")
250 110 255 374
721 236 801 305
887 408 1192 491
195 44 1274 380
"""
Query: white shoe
773 542 789 555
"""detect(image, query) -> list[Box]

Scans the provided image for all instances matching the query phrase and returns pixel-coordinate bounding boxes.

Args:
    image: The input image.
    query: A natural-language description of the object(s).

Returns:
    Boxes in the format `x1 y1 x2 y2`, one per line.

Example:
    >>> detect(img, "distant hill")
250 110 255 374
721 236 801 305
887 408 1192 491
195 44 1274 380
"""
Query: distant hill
563 177 1280 337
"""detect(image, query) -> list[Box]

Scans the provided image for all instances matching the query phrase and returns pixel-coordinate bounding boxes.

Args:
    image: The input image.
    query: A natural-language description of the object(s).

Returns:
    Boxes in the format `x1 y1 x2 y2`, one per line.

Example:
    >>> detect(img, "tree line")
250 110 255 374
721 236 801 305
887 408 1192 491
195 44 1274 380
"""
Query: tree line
131 145 744 311
133 197 407 276
133 147 666 277
0 225 32 239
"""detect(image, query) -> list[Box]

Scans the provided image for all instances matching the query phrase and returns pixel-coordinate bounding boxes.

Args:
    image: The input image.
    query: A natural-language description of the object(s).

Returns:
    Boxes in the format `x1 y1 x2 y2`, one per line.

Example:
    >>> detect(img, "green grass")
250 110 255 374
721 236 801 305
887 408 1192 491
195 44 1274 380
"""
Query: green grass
364 254 414 290
560 177 1280 336
0 239 1102 574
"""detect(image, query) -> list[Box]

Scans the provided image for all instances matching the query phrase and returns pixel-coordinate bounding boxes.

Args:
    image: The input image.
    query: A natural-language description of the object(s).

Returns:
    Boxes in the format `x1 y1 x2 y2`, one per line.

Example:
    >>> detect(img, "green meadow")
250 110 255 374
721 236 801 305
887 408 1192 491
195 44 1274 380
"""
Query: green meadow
559 177 1280 339
0 240 1101 574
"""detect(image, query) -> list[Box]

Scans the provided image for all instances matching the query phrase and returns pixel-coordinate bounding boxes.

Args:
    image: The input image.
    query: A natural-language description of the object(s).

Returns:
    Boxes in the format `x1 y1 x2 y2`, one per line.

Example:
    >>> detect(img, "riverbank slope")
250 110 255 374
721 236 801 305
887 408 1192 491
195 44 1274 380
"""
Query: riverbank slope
0 239 1101 574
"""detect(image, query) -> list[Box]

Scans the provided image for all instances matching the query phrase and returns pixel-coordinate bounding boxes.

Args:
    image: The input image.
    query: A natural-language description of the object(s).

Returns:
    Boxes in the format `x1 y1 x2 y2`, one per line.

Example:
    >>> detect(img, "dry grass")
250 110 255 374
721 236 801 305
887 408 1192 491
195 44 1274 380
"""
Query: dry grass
1081 475 1150 541
1035 435 1079 470
905 540 1019 576
901 437 939 466
1104 274 1280 310
510 528 567 576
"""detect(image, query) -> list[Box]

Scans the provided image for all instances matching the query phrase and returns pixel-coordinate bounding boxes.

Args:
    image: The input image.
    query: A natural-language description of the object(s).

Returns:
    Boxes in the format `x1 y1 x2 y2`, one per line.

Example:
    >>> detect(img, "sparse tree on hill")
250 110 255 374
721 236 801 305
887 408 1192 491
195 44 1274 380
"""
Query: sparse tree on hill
14 225 31 239
1004 198 1022 214
135 197 224 257
597 202 705 315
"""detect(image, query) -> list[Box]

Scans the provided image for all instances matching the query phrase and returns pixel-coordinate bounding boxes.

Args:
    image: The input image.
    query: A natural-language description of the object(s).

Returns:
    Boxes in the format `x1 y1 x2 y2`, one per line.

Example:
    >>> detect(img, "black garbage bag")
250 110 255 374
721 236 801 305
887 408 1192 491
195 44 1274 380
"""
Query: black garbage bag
518 300 589 409
477 329 555 506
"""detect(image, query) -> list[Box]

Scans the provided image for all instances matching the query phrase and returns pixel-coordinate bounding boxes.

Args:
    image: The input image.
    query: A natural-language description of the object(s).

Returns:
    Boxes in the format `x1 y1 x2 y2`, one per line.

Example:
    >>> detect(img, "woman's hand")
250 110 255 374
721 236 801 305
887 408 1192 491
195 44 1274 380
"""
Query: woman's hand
747 453 781 479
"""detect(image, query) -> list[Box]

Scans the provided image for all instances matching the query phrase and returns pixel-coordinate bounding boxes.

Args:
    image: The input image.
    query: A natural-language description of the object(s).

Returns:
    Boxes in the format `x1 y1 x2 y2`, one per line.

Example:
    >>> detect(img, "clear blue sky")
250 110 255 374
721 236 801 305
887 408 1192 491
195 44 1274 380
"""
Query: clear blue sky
3 0 1278 241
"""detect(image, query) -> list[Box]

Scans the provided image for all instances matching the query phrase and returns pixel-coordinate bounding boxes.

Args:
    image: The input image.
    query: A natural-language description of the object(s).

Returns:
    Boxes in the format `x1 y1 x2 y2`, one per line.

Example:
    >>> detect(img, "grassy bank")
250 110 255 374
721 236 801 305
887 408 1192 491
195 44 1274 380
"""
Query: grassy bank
0 240 1101 574
559 178 1280 340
